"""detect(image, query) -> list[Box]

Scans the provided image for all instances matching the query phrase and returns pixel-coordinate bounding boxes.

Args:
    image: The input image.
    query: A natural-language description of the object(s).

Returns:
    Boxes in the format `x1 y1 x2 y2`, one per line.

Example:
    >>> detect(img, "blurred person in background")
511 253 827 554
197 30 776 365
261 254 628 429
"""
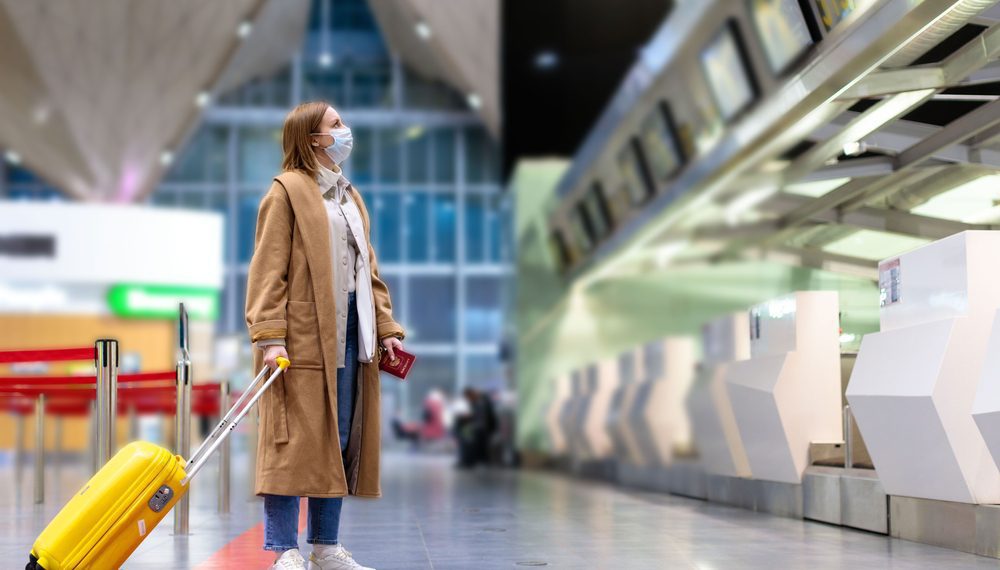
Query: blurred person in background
390 389 448 449
419 389 448 444
484 386 518 467
245 101 406 570
454 388 498 469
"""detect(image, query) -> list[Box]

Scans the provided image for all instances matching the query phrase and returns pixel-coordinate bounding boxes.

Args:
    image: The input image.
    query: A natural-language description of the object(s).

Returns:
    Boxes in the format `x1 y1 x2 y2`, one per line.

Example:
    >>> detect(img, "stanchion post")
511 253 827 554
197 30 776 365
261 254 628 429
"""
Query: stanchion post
54 414 63 500
54 415 63 469
127 403 138 442
174 303 192 535
843 404 854 470
34 394 45 505
173 358 192 534
218 381 231 514
15 413 25 487
94 339 118 467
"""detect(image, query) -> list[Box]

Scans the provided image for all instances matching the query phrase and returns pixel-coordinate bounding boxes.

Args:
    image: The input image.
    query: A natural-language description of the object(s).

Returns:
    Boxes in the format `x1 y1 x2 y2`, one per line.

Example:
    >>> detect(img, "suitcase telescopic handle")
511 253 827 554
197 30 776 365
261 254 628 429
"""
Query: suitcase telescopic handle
186 366 268 468
181 357 290 485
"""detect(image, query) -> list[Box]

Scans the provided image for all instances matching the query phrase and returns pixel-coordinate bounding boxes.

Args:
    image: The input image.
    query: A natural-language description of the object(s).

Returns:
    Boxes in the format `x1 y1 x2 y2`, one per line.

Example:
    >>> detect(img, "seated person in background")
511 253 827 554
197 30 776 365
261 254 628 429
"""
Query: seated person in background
454 388 498 468
391 390 448 448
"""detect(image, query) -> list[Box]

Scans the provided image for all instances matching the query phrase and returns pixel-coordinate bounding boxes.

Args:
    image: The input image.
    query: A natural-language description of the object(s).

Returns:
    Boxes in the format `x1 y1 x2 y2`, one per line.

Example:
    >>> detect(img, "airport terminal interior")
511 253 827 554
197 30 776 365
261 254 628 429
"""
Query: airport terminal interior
8 0 1000 568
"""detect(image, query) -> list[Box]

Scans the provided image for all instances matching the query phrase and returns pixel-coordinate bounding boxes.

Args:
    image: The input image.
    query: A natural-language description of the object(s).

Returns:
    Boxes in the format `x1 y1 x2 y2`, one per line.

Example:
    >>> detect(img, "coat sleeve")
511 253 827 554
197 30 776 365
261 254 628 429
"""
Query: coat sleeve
354 188 406 341
245 182 293 344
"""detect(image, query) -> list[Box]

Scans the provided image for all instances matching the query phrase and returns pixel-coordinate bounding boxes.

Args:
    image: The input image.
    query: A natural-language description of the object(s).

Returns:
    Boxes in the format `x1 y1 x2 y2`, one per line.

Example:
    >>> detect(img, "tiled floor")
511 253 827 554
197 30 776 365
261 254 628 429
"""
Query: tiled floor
5 449 1000 569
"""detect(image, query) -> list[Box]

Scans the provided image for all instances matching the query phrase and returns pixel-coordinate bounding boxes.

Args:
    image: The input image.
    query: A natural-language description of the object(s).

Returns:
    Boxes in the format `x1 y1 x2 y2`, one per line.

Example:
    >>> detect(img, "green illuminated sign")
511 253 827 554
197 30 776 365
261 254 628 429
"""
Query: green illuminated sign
107 284 219 320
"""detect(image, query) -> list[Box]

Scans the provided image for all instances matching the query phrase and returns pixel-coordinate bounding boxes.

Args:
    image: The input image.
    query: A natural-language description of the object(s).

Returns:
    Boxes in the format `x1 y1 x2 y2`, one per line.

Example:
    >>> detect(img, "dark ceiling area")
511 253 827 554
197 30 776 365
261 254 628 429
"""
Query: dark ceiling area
501 0 674 180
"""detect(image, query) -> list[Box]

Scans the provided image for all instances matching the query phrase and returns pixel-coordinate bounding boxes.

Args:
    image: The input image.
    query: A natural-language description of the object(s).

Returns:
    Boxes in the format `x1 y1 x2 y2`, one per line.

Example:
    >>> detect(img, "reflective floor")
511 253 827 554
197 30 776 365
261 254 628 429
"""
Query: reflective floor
4 449 1000 569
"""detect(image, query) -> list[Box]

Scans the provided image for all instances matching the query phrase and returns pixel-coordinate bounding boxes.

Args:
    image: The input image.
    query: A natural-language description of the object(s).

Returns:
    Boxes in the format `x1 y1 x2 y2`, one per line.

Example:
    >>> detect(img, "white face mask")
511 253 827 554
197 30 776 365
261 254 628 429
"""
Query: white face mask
314 126 353 164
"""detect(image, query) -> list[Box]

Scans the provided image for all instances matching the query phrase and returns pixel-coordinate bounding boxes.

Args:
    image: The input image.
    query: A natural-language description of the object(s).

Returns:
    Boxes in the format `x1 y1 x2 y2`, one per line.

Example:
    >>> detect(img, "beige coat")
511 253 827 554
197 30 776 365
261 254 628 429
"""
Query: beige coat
245 170 405 498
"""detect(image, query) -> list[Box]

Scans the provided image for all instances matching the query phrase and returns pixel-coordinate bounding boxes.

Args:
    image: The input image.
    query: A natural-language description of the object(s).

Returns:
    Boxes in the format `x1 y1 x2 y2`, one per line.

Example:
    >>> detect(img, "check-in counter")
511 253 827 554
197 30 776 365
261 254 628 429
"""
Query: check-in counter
558 370 585 459
848 231 1000 503
727 292 841 484
606 348 645 465
976 314 1000 473
688 313 752 477
574 358 619 460
628 337 696 467
546 373 572 456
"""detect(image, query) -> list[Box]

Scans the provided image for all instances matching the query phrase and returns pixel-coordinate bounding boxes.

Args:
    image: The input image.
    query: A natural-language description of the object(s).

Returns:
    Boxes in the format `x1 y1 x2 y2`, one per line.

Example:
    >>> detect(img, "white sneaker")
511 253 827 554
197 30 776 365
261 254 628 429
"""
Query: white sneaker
307 544 375 570
271 548 307 570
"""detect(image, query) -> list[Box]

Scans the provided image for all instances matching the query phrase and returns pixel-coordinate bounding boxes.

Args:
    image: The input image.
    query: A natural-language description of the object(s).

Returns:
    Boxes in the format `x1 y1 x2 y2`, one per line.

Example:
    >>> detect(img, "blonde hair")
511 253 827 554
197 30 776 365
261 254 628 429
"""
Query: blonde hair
281 101 330 179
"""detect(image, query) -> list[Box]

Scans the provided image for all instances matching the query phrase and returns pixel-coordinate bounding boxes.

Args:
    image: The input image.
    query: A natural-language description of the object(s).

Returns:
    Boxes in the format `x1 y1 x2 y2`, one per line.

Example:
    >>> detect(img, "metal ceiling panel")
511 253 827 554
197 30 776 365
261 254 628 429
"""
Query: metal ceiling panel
367 0 499 136
0 0 309 202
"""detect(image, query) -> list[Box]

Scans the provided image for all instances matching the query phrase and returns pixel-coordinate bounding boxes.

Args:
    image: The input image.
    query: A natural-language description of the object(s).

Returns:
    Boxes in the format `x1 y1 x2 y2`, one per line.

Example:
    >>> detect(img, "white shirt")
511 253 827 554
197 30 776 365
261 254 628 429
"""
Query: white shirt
317 162 378 366
317 163 359 294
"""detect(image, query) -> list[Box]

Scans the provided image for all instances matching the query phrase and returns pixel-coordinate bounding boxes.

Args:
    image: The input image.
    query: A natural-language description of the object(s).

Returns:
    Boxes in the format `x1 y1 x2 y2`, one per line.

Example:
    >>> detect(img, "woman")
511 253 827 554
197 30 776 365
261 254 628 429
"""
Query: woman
245 101 405 570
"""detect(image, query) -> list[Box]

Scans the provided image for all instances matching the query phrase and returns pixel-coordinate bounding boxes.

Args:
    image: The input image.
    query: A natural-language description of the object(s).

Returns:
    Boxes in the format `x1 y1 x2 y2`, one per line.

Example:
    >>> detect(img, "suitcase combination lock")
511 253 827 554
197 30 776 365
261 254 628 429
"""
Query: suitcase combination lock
148 485 174 512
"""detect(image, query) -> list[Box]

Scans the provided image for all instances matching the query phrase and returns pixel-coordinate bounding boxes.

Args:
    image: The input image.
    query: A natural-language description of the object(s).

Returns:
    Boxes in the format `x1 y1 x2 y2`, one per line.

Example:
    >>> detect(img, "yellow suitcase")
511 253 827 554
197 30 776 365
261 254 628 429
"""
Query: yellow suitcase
26 357 289 570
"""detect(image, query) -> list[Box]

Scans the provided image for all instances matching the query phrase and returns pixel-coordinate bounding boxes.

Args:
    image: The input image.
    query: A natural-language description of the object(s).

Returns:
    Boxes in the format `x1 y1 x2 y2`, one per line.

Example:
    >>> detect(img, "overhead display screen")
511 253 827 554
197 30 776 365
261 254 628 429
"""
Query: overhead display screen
617 139 655 206
700 22 758 121
582 182 613 240
815 0 871 32
639 102 685 183
602 180 631 225
749 0 815 74
569 207 594 253
549 230 571 270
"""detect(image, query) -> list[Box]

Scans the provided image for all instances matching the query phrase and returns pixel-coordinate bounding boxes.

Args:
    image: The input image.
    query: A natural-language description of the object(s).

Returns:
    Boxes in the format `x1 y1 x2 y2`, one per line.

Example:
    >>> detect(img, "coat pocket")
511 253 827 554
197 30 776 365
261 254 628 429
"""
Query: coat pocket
267 372 290 444
285 300 323 369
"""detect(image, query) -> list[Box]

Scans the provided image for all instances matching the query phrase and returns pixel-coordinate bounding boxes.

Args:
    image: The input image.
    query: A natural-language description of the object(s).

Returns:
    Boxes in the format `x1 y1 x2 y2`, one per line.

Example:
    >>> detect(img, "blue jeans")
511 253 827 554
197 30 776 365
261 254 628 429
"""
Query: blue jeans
263 292 359 550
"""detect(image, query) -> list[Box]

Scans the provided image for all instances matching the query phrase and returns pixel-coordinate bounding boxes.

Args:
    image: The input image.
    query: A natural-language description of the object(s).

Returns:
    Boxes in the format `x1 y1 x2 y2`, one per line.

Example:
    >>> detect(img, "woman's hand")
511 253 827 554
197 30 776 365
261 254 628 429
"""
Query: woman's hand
263 345 288 370
381 336 403 362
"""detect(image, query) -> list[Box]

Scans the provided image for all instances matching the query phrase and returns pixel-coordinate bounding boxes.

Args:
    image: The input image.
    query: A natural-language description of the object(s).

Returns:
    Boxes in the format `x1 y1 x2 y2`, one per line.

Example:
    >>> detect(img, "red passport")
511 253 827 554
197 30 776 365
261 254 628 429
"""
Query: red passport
379 347 415 380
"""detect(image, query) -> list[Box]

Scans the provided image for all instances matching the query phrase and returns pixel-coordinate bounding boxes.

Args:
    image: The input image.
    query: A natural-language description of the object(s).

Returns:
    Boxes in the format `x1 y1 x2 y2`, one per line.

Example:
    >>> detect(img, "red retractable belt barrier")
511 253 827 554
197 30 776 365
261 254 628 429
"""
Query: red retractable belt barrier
0 375 95 386
5 395 227 415
0 382 229 415
2 394 90 414
2 399 222 416
118 371 177 382
0 387 93 397
0 370 175 386
0 346 94 364
0 345 99 416
0 381 221 396
0 345 233 419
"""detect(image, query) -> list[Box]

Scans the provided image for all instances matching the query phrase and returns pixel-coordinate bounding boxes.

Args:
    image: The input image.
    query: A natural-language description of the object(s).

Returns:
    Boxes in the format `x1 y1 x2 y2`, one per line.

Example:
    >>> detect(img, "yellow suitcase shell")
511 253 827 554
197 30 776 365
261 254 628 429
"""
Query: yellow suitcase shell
29 441 188 570
27 358 288 569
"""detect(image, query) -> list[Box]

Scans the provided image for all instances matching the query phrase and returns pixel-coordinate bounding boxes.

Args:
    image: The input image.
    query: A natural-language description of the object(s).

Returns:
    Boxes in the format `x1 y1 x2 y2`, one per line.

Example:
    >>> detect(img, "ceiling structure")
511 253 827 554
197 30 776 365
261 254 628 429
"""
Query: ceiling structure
0 0 309 202
551 0 1000 286
367 0 500 137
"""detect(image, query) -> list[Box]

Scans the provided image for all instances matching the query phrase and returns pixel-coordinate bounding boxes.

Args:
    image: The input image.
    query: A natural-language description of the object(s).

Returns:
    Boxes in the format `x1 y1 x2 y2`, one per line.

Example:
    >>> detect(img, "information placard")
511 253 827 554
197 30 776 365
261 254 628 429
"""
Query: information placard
879 258 901 307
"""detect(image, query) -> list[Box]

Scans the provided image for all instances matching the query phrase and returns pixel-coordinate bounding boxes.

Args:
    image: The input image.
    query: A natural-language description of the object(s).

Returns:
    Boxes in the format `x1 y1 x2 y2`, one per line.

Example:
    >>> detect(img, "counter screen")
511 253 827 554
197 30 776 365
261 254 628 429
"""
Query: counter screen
700 22 758 121
618 139 654 206
749 0 815 73
640 102 685 183
815 0 871 32
582 182 613 240
570 207 594 253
